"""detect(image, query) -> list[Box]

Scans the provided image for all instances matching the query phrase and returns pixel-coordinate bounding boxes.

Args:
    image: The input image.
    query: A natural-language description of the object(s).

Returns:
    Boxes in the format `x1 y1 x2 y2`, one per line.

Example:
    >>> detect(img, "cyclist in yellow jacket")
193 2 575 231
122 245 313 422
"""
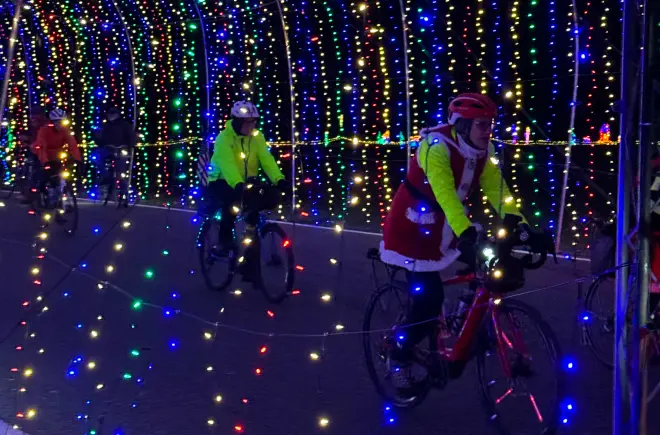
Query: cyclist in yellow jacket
206 101 287 253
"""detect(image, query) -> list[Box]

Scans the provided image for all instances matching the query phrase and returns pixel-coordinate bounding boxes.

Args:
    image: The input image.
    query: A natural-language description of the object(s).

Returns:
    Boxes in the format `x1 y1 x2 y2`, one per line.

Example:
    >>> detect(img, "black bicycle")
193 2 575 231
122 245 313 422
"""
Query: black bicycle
196 182 295 303
1 146 37 200
30 162 79 236
95 145 131 207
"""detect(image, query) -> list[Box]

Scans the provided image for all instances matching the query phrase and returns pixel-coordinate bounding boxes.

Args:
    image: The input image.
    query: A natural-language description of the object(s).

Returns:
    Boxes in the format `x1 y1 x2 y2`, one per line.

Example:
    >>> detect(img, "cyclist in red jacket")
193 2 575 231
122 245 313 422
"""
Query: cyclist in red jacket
31 109 82 193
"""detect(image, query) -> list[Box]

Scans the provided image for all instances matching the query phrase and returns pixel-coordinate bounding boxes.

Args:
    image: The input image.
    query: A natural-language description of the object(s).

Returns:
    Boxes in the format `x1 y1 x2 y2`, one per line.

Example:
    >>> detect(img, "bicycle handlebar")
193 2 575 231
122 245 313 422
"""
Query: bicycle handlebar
480 214 557 272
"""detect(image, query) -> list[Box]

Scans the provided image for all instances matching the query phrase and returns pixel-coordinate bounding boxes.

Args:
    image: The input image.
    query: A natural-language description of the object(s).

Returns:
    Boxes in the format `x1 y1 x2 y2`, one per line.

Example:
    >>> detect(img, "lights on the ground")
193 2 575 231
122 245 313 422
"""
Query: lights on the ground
321 293 332 302
121 221 131 229
318 417 330 428
492 269 503 279
207 419 215 426
214 394 223 403
89 330 99 339
497 228 507 239
23 368 33 378
310 352 320 360
114 243 124 251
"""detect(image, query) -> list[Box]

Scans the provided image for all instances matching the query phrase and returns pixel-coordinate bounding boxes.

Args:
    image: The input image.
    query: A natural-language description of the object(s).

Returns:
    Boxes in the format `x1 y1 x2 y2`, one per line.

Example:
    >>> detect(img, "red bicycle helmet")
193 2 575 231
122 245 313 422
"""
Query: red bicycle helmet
447 93 498 125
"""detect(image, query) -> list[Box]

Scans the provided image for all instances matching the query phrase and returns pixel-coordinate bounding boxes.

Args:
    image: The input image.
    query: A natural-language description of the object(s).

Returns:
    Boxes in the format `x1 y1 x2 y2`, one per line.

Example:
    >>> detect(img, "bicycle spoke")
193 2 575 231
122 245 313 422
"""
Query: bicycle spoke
495 387 513 404
528 394 544 423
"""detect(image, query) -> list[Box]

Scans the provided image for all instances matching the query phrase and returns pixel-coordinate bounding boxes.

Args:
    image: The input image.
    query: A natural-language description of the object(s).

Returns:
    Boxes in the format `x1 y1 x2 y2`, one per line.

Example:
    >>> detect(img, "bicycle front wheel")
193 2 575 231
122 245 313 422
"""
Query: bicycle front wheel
197 218 237 292
254 222 294 303
476 298 565 435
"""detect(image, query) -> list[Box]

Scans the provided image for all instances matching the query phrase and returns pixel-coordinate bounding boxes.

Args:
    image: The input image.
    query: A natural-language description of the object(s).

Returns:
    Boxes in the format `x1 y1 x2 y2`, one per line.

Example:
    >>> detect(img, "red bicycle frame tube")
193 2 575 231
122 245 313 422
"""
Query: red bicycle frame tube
437 283 491 362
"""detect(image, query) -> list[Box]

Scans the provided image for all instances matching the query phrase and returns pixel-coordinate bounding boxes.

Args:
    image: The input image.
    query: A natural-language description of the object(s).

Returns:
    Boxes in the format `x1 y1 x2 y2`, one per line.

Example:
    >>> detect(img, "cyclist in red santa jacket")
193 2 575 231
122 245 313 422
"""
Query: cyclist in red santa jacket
31 109 82 193
380 93 526 392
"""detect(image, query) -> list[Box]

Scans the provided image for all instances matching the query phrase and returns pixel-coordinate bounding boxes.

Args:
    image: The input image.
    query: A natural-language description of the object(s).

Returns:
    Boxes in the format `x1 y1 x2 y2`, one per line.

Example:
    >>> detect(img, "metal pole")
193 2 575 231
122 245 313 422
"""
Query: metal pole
191 0 210 138
109 0 138 200
634 1 654 433
0 0 24 126
275 0 296 215
397 0 412 170
555 0 579 252
614 0 637 433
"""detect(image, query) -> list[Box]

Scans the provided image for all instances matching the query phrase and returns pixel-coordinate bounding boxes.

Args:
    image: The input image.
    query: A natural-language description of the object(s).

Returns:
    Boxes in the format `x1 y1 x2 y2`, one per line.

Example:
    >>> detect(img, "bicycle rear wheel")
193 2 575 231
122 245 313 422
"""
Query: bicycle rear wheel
583 272 616 369
476 298 565 435
362 283 431 409
254 222 294 303
198 218 237 291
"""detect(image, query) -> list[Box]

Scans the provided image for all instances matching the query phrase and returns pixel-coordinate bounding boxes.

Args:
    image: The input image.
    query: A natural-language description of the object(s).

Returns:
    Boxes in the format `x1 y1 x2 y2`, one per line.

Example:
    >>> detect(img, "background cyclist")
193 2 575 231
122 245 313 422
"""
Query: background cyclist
93 107 136 205
205 101 288 255
31 109 82 203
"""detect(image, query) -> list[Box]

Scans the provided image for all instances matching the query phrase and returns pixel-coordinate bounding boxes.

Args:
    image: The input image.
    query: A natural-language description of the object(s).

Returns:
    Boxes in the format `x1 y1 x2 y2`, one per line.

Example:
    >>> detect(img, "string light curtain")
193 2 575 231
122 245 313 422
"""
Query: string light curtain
1 0 623 230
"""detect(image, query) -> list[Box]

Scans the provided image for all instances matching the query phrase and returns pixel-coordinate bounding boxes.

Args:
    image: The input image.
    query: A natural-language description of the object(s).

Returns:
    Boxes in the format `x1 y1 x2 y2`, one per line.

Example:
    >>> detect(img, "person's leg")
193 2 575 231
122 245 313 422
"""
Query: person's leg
398 271 445 356
43 160 60 190
206 180 237 248
116 149 130 194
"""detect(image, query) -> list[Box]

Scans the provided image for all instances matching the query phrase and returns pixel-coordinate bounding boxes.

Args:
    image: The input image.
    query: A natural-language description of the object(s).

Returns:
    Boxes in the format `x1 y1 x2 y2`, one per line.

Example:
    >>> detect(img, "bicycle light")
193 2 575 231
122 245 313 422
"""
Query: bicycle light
497 228 507 239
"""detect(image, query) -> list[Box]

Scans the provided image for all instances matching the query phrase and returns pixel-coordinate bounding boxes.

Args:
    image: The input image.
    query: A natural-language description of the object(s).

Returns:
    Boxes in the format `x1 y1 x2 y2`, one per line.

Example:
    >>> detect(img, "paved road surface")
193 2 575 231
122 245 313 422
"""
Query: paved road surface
0 198 655 435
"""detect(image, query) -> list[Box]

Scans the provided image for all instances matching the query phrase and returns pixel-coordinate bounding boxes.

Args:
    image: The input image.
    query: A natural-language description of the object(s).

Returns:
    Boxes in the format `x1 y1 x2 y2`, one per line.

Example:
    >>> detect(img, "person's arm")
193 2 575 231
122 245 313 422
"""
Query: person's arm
480 144 526 220
65 130 83 161
32 128 47 164
256 133 285 184
421 140 473 236
210 132 244 188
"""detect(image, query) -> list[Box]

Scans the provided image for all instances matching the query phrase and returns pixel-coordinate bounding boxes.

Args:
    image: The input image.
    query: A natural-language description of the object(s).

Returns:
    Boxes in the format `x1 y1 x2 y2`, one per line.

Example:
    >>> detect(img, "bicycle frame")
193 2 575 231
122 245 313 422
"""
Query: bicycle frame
436 273 519 379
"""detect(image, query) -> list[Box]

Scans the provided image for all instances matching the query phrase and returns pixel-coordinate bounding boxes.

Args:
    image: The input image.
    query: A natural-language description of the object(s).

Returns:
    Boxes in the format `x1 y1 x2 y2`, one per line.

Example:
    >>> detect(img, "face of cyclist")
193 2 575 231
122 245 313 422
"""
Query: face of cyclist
239 118 258 136
51 119 66 131
31 113 46 128
469 117 494 150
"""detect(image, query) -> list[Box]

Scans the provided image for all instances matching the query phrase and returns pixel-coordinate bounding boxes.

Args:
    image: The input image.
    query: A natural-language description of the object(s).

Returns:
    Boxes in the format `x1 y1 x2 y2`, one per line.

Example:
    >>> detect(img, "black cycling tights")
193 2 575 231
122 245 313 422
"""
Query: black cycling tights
205 179 280 246
401 271 445 349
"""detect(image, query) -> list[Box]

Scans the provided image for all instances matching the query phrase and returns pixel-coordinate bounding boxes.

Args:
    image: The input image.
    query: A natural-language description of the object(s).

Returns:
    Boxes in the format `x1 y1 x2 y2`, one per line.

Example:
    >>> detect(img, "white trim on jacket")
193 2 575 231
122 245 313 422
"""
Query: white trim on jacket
379 241 461 272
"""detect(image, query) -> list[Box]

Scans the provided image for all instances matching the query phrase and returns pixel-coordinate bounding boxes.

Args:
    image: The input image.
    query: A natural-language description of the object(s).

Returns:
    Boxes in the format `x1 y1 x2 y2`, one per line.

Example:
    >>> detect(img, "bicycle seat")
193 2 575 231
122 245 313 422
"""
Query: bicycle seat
366 248 380 260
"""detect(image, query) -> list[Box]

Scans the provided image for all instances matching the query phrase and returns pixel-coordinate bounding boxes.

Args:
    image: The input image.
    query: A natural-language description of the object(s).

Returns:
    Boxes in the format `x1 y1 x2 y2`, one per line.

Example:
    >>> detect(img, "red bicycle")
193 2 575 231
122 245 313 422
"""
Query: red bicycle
363 216 567 435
